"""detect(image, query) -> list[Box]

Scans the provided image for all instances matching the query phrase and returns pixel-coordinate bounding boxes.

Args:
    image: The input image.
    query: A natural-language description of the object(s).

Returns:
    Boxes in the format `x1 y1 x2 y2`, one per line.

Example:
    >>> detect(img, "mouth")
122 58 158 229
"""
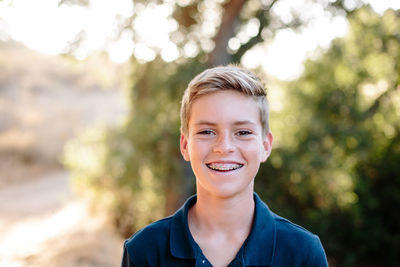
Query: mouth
206 163 244 172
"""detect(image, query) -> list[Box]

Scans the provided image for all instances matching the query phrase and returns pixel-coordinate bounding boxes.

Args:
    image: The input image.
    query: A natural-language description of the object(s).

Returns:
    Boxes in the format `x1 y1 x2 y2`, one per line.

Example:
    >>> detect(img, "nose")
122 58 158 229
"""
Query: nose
213 133 235 154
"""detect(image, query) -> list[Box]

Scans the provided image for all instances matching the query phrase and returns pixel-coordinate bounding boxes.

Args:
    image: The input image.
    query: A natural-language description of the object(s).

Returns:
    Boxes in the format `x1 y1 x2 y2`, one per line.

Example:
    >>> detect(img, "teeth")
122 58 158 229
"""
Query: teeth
207 163 243 171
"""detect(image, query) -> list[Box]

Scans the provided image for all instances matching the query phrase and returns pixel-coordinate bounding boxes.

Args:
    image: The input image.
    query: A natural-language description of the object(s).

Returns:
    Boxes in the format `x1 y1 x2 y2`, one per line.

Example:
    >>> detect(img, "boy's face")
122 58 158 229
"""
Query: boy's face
180 90 273 199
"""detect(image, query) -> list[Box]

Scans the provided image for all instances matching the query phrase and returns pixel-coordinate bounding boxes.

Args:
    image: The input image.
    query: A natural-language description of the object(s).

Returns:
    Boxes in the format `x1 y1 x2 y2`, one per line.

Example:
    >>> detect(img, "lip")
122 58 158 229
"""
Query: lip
205 161 244 172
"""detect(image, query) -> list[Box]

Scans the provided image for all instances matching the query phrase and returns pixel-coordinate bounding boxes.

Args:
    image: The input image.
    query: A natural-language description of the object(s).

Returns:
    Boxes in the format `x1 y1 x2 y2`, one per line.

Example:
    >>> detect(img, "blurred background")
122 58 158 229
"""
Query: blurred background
0 0 399 266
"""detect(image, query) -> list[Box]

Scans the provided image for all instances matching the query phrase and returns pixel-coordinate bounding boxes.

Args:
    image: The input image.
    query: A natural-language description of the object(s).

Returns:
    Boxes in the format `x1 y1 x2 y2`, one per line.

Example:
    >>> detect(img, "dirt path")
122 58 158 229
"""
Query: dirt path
0 41 127 267
0 170 123 267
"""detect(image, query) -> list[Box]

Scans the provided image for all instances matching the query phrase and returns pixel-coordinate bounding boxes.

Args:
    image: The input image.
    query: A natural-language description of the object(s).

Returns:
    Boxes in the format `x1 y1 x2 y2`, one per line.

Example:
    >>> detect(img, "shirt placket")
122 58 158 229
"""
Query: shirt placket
194 252 246 267
195 253 213 267
228 253 245 267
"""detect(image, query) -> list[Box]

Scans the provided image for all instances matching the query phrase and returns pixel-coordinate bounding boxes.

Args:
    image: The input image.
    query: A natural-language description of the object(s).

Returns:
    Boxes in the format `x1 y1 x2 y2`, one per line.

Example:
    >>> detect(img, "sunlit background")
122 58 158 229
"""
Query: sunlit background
1 0 399 266
2 0 398 79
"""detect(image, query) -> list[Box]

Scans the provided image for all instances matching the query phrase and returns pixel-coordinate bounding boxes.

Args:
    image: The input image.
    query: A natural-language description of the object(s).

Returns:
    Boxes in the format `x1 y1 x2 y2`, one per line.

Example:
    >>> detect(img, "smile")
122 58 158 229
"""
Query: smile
206 163 244 172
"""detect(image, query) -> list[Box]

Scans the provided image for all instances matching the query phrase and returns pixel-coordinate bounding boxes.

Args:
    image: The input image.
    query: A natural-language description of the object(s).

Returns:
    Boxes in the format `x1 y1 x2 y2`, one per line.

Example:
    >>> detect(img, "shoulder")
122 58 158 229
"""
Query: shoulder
125 215 173 251
122 215 177 266
271 213 328 266
122 215 174 266
122 195 197 266
272 212 317 244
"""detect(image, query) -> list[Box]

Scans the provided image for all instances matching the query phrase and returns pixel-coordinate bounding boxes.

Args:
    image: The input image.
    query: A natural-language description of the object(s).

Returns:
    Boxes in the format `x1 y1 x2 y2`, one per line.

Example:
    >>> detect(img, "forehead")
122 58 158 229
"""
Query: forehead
188 90 261 128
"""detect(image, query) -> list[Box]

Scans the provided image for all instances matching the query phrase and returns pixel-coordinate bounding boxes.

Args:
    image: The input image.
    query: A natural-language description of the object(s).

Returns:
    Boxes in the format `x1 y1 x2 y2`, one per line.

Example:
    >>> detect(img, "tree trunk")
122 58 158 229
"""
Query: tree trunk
207 0 247 67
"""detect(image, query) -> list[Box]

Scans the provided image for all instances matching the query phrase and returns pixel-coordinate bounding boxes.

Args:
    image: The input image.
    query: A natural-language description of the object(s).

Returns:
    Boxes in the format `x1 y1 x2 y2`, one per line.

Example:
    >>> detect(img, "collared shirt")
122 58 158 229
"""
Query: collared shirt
122 193 328 267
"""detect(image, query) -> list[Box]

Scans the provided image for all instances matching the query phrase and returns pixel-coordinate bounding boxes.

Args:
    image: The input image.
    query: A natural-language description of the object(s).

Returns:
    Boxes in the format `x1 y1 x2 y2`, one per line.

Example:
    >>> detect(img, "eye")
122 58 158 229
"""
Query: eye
198 130 215 135
237 130 252 136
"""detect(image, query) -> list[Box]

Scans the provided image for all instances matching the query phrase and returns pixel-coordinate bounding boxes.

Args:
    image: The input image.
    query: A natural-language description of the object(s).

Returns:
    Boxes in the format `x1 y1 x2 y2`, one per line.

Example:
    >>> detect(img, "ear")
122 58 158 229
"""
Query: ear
261 132 273 163
180 132 190 161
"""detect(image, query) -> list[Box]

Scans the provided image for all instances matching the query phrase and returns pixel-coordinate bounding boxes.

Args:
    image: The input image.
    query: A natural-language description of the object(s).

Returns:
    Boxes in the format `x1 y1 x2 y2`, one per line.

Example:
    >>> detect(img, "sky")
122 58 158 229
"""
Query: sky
0 0 399 80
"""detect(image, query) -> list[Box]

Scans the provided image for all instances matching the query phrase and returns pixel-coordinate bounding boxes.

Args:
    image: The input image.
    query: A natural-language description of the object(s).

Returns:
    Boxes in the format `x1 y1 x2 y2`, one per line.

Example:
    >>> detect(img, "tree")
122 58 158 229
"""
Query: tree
254 6 400 266
63 0 366 239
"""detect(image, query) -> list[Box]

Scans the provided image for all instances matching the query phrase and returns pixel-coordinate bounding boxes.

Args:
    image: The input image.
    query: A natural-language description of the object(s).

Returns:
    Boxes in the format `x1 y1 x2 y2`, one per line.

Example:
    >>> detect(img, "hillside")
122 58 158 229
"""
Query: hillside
0 40 128 187
0 40 127 266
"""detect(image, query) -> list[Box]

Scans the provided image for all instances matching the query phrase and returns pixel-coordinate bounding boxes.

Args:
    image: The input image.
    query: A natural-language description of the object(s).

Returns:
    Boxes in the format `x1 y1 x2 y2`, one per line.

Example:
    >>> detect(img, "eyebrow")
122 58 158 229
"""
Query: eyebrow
193 120 257 127
193 121 216 127
233 120 257 126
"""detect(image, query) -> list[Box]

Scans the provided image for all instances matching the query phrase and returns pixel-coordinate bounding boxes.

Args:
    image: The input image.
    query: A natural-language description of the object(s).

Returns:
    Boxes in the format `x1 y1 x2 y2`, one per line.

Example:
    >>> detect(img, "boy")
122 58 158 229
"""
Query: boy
122 65 328 266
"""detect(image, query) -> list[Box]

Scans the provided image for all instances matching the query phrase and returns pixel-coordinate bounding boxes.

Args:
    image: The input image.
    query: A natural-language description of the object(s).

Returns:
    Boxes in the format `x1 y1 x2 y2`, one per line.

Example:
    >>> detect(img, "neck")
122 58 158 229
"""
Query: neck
189 188 255 234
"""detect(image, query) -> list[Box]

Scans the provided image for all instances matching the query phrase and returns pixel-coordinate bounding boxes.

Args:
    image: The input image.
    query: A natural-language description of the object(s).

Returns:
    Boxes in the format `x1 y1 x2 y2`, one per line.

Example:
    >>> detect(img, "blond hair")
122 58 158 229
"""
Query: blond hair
180 65 270 135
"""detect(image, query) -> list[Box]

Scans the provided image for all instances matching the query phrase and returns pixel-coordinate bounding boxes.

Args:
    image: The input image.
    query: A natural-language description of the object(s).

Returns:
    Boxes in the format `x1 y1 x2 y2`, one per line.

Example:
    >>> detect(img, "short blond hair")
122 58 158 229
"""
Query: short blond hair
180 65 270 135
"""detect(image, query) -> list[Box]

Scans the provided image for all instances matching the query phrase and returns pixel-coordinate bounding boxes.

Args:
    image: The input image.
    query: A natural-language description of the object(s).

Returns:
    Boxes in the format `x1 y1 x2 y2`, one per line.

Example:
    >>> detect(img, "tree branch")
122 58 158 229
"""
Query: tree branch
361 84 400 120
232 0 297 63
207 0 247 67
231 8 269 63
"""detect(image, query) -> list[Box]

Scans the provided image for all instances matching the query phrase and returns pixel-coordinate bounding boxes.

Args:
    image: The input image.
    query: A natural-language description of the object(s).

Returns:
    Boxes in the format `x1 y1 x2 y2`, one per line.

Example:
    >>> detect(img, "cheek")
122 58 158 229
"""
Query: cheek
241 142 265 160
188 140 205 159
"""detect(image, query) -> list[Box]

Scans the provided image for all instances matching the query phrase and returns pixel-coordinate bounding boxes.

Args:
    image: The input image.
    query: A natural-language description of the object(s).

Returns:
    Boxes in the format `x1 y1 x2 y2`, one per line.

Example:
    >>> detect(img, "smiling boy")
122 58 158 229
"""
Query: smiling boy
122 66 328 266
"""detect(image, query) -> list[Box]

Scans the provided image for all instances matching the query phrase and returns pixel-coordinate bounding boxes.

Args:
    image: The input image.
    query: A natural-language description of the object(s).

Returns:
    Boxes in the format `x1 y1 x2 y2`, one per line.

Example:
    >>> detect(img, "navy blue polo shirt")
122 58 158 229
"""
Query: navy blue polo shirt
122 193 328 266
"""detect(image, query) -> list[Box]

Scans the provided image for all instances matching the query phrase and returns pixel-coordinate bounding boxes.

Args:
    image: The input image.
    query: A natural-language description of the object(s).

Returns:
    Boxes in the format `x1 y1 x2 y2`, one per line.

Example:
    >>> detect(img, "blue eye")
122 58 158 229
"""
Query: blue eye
199 130 214 135
237 130 252 136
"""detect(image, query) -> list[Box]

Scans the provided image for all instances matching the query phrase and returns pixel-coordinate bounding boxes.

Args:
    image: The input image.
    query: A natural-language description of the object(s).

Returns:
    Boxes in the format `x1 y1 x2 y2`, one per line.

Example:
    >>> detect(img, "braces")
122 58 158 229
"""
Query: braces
206 163 243 171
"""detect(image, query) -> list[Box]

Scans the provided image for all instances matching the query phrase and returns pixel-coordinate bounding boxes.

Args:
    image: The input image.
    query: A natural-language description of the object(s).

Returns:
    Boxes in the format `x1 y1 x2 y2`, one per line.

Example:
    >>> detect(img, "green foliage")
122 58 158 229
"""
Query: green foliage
63 0 325 236
255 7 400 266
64 57 205 236
63 1 400 266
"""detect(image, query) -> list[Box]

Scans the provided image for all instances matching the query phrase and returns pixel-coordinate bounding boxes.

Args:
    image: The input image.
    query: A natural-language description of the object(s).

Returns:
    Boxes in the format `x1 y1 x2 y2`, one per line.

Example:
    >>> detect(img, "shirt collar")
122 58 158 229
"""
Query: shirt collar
170 193 276 266
170 195 198 259
243 192 276 266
